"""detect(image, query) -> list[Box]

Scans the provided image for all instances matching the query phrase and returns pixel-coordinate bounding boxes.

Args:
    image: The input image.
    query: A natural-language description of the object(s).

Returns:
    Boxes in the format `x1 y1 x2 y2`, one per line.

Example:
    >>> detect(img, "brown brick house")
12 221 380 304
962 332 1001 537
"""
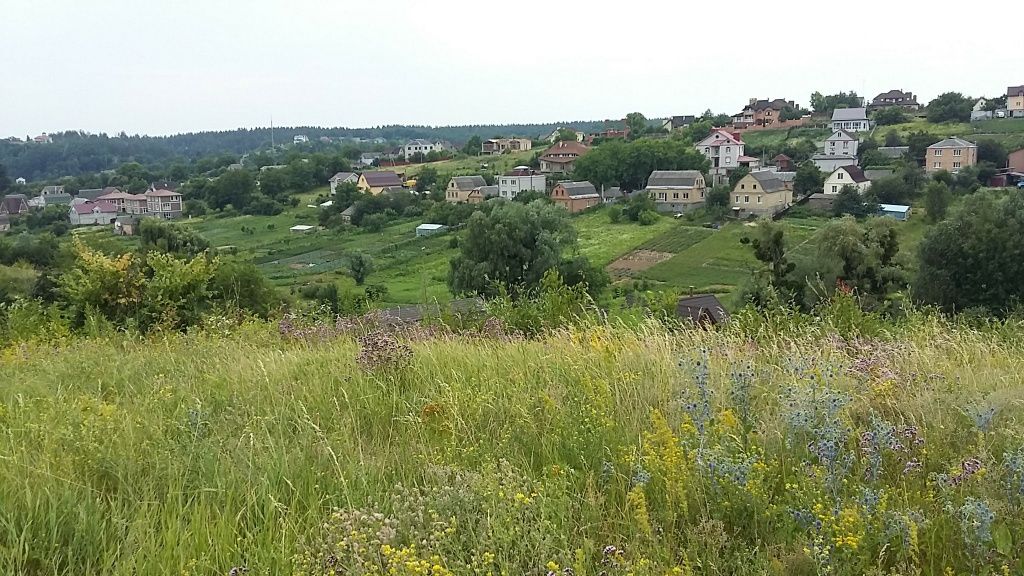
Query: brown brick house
551 181 600 213
539 141 590 174
926 137 978 173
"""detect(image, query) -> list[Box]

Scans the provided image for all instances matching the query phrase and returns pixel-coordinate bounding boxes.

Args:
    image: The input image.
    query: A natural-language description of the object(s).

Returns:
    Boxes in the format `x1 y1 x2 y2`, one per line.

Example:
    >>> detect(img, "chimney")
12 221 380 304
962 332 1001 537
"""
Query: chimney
749 98 757 106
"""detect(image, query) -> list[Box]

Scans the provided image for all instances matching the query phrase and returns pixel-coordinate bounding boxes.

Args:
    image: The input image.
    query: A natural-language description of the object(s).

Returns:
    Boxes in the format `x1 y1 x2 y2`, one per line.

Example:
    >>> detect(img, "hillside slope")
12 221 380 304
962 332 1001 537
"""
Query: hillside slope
2 315 1023 575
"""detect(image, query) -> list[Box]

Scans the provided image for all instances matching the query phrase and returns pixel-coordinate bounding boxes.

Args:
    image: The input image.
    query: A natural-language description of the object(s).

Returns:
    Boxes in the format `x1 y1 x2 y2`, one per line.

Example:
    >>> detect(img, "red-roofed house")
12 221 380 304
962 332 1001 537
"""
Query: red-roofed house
70 201 119 226
145 189 183 219
539 141 590 174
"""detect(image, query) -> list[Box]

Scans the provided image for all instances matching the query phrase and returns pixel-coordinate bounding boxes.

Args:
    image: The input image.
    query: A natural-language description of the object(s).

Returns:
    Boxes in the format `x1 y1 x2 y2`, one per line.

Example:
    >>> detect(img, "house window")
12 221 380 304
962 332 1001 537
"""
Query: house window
726 157 732 164
953 161 961 169
683 192 689 199
672 192 679 199
658 192 667 200
700 191 705 198
740 184 745 190
838 172 844 180
832 185 838 193
735 195 740 203
757 195 762 203
704 147 710 154
744 195 750 203
933 162 941 169
753 184 758 190
953 149 962 156
934 149 942 156
726 147 731 153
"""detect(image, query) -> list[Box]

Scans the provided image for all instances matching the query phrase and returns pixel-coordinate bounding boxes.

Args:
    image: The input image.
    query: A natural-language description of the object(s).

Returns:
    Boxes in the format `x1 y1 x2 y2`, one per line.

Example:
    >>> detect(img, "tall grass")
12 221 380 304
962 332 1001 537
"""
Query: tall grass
1 312 1023 574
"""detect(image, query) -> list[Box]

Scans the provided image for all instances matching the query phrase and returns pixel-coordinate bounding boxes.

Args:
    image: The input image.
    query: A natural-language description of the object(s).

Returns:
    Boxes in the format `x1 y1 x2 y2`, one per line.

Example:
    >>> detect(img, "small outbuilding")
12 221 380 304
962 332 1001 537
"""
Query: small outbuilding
416 223 448 237
676 294 730 327
879 204 911 221
290 224 316 234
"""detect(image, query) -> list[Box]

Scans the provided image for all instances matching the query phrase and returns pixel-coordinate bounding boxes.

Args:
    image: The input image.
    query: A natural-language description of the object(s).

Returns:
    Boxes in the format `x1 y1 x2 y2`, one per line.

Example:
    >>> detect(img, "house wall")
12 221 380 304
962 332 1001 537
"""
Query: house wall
730 174 793 216
550 186 600 213
825 134 859 157
71 210 116 226
498 175 546 199
926 146 978 173
831 119 870 132
1008 149 1024 171
813 156 858 172
823 171 871 195
540 159 574 173
1009 94 1024 112
648 186 707 213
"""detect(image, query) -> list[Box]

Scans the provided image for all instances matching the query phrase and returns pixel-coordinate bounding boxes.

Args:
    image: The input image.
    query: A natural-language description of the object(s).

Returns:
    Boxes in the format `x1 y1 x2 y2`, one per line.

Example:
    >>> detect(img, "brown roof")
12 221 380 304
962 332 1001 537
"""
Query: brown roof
539 141 589 160
1007 85 1024 97
773 154 792 161
841 166 870 183
1 194 29 215
748 98 793 112
145 189 181 198
748 171 787 193
72 201 119 215
361 171 404 187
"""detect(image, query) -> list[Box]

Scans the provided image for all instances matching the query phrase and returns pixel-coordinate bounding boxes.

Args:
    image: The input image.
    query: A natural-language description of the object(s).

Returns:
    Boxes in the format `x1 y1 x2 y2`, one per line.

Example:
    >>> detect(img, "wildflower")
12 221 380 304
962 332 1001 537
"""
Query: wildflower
356 331 413 371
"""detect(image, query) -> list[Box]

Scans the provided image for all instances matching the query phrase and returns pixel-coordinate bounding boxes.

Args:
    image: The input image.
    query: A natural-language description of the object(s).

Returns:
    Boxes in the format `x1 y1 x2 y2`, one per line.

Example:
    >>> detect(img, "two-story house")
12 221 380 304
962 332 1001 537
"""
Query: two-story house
731 171 792 217
823 166 871 195
446 176 488 203
69 201 119 226
539 141 590 174
1008 85 1024 118
925 137 978 173
696 129 744 183
482 138 532 155
550 181 600 213
662 115 696 132
645 170 707 213
869 90 920 110
823 129 859 157
831 108 870 132
357 171 404 195
498 167 546 200
732 98 799 129
145 189 183 219
329 172 358 195
402 139 447 160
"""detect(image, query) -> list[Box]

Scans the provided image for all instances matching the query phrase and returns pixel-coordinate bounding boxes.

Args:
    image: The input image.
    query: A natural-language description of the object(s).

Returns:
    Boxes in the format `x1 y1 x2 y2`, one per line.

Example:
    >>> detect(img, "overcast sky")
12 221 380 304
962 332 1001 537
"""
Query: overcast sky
2 0 1017 138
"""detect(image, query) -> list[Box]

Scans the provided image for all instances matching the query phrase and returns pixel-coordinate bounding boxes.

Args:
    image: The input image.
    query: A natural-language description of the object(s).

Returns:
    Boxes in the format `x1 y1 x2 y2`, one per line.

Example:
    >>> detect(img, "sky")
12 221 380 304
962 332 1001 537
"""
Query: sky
1 0 1018 138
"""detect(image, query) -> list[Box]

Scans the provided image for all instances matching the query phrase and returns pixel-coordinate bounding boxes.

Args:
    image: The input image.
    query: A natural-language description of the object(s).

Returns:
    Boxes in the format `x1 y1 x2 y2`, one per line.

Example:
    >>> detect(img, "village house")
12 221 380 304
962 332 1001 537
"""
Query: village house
95 190 140 213
357 171 404 195
498 167 546 200
329 172 358 195
41 185 65 196
1008 85 1024 117
926 137 978 173
823 129 859 157
69 201 119 226
357 153 381 167
15 177 26 185
415 223 448 237
551 181 601 213
676 294 730 327
446 175 488 203
539 141 590 174
401 139 447 160
585 127 629 145
340 205 356 224
662 115 696 132
544 128 585 143
773 154 795 172
145 189 183 219
74 188 107 205
482 138 532 155
1 194 30 215
466 185 499 204
831 108 870 132
732 98 799 129
30 191 73 208
601 187 624 204
731 171 792 217
645 170 707 213
696 129 744 183
812 154 858 172
823 166 872 195
868 90 919 110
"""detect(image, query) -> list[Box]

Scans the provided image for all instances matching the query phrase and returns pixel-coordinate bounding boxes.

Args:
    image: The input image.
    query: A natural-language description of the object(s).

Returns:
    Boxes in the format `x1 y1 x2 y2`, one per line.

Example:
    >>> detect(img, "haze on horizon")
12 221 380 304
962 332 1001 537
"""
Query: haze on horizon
2 0 1018 138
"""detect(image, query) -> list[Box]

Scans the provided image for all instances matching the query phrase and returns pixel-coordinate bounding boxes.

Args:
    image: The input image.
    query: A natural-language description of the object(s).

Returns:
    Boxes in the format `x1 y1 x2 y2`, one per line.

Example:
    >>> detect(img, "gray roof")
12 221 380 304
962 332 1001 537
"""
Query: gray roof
450 175 487 191
748 171 786 193
772 171 796 182
602 186 624 199
475 185 499 198
864 169 895 181
330 172 356 182
877 146 909 158
77 188 105 200
811 153 857 160
647 170 703 187
41 185 65 195
43 193 73 205
558 181 598 197
825 129 857 142
929 137 977 149
340 205 356 216
831 107 868 121
676 295 729 326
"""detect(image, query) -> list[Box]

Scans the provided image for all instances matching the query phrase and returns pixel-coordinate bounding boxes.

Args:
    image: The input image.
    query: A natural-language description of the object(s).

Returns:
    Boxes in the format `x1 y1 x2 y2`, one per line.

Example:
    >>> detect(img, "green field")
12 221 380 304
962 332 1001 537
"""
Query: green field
4 311 1024 575
572 208 676 265
637 225 714 253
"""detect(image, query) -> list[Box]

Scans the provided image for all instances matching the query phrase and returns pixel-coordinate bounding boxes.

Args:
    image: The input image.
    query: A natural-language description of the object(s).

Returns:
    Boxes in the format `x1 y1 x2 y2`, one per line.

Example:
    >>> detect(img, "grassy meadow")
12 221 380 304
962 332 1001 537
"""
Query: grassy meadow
2 312 1024 575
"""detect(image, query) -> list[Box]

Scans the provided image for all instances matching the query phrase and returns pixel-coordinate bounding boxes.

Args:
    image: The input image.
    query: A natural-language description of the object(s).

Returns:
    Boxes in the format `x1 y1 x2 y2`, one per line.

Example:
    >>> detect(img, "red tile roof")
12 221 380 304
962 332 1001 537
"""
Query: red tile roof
72 201 119 215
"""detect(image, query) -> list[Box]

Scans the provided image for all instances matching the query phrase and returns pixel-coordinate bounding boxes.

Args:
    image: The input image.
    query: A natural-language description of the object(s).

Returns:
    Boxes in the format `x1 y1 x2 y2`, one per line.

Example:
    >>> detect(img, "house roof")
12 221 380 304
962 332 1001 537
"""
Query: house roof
697 129 743 147
450 175 487 191
747 98 793 112
380 186 407 195
2 194 29 214
43 193 73 205
96 190 137 201
773 153 792 162
150 181 180 192
602 187 624 199
416 223 447 231
748 171 787 193
826 129 857 142
472 185 499 198
330 172 356 182
77 188 105 200
676 294 729 325
811 153 858 161
772 171 796 182
72 201 118 214
831 107 868 121
872 89 917 102
1006 85 1024 97
557 181 598 197
877 146 910 158
405 139 436 146
647 170 703 188
340 205 356 216
540 140 589 159
929 137 977 149
41 185 65 194
361 171 404 187
145 189 180 198
879 204 911 213
837 166 870 183
505 167 539 176
864 169 895 181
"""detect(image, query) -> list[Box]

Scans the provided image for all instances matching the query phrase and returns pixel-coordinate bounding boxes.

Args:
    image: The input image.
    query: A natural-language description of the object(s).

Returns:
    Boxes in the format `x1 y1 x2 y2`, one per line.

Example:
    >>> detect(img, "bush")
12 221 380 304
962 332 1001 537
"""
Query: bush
637 210 660 225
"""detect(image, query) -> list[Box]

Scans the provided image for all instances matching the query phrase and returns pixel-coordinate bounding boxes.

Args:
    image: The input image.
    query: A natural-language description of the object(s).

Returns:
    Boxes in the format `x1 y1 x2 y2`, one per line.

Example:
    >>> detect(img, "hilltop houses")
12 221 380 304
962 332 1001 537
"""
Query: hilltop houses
1008 85 1024 118
1 194 30 215
823 165 872 195
831 108 870 132
696 129 745 184
402 139 449 160
69 201 118 226
482 138 532 155
329 172 358 195
869 90 919 110
732 98 800 129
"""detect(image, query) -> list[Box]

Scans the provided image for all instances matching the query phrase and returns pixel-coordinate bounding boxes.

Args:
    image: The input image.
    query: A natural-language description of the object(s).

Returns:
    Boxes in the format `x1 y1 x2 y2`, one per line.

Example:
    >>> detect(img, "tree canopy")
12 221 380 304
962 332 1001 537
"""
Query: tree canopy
926 92 973 123
572 139 709 192
810 91 862 115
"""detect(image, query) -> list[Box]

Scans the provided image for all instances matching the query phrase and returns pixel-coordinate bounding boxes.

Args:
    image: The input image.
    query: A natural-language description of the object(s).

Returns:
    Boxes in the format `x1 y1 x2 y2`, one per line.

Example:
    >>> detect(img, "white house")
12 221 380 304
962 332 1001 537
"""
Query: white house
293 135 309 144
329 172 358 195
402 139 447 159
69 201 118 226
823 129 859 157
15 177 26 185
831 108 870 132
823 165 871 195
696 129 745 183
497 167 546 200
290 224 316 234
416 223 448 237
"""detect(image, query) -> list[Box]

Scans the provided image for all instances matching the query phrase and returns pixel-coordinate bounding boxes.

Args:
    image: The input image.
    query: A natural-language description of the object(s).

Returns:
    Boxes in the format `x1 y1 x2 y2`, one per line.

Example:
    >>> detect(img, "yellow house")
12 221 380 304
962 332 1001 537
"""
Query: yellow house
731 171 793 217
645 170 707 213
1008 85 1024 115
445 175 488 203
357 171 404 195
